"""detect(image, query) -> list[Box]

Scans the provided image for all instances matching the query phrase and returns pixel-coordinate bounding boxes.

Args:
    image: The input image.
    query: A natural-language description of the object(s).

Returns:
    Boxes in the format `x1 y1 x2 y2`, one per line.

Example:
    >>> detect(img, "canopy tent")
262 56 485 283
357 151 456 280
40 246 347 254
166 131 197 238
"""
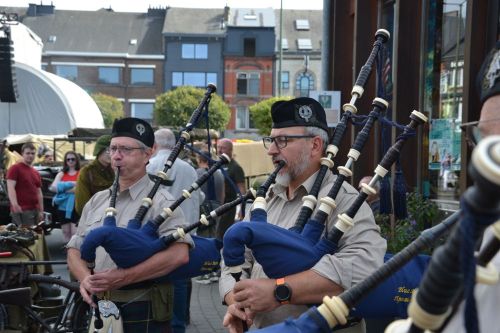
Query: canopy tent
0 62 104 138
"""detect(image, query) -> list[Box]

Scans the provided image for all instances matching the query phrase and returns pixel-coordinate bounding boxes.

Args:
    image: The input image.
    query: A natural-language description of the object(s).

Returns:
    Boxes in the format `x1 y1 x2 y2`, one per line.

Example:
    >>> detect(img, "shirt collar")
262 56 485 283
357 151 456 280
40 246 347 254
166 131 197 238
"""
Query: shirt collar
125 174 151 201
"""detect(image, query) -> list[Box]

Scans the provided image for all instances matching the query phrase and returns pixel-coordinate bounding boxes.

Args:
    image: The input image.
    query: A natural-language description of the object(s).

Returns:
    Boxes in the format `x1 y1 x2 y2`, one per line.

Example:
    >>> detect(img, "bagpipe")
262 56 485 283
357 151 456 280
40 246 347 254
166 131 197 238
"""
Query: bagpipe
251 136 500 333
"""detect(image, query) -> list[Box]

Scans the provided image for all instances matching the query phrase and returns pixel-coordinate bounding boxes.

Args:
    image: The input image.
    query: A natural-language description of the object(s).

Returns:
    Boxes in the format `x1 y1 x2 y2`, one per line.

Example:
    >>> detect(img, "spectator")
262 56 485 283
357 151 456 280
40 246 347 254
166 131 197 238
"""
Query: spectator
147 128 201 333
195 150 225 284
358 176 380 215
74 135 113 216
6 142 44 226
49 150 80 242
216 138 246 240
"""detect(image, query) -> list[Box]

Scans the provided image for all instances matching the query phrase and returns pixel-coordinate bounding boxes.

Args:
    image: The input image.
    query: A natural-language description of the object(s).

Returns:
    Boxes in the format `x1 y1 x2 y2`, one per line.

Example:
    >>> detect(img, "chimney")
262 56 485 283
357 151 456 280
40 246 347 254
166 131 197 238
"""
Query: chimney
27 3 55 16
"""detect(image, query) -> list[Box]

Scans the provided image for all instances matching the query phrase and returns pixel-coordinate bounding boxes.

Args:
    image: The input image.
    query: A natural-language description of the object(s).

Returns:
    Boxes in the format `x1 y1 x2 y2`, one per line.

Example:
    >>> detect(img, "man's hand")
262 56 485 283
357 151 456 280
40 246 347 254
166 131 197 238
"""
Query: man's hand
38 211 44 222
11 203 22 213
233 278 280 313
87 269 127 293
223 304 254 333
79 275 95 307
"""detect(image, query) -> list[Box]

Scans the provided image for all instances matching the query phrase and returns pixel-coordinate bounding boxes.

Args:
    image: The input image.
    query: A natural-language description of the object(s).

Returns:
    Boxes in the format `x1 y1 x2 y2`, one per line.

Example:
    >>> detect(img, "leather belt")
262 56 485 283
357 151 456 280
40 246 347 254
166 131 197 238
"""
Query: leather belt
97 288 151 303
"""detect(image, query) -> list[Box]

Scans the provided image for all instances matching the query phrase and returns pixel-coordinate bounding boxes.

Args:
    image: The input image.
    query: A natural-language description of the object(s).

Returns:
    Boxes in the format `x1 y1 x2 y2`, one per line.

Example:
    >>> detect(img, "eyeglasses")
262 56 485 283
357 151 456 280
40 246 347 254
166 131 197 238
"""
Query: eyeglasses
66 157 76 162
460 117 500 149
262 135 315 150
109 145 144 155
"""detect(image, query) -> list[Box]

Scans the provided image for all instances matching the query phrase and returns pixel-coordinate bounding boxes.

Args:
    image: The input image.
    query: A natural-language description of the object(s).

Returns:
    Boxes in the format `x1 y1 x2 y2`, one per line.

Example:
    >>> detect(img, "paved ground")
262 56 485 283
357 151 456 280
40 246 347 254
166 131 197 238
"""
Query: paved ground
45 229 227 333
187 280 226 333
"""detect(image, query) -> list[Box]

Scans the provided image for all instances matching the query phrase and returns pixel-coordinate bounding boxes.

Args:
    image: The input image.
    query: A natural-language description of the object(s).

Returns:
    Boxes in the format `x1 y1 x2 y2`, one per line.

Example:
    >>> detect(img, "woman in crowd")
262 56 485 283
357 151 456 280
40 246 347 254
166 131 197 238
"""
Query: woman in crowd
49 151 80 242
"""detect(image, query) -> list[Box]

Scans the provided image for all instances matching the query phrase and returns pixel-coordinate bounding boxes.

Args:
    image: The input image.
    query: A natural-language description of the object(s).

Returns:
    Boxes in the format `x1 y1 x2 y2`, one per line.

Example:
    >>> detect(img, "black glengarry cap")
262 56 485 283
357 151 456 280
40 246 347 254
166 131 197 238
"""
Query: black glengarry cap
111 117 154 148
271 97 328 131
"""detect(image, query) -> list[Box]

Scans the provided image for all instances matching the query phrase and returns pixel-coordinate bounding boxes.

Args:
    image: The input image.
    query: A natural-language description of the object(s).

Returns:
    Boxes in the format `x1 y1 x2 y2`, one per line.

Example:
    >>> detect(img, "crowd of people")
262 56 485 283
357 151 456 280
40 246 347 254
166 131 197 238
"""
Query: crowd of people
1 42 498 333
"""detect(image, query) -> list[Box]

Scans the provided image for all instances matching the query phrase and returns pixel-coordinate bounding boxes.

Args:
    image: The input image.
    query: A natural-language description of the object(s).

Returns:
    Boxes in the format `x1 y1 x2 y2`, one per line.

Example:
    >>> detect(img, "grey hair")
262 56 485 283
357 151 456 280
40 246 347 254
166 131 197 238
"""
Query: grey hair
304 127 329 154
154 128 176 149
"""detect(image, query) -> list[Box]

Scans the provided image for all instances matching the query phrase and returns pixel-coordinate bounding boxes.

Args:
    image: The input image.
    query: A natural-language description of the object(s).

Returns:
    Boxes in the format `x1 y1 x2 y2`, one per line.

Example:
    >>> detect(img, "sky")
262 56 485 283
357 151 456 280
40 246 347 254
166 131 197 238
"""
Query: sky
2 0 323 12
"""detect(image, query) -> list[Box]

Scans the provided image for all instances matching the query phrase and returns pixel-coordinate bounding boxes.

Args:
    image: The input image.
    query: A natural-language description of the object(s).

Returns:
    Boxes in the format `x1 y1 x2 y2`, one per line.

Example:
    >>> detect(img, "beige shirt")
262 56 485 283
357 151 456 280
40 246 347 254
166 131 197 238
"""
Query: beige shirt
68 174 193 272
219 170 386 329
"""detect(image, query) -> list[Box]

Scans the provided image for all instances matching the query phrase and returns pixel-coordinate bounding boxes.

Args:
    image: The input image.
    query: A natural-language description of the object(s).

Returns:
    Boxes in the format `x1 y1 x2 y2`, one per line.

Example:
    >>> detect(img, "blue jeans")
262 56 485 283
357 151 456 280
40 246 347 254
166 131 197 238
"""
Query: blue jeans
171 279 189 333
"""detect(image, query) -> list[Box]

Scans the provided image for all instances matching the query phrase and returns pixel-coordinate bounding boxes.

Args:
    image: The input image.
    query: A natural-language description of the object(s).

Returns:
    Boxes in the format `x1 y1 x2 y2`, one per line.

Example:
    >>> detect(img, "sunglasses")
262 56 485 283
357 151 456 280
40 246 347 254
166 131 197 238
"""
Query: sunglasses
66 157 76 162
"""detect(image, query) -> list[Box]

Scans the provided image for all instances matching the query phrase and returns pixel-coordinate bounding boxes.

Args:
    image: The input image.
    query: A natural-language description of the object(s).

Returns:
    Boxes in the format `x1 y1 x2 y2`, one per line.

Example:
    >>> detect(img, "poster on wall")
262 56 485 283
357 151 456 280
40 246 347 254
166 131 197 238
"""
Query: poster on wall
309 90 341 127
428 118 461 171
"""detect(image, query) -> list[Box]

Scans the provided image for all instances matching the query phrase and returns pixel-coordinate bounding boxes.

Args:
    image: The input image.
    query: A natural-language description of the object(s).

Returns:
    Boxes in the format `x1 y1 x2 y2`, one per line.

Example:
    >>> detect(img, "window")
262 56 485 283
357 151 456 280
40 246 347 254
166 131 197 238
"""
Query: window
281 38 289 50
55 65 77 81
172 72 217 88
236 106 255 130
295 72 314 97
182 43 208 59
237 73 260 96
98 67 121 84
131 68 154 85
297 39 313 50
281 71 289 89
295 19 310 30
244 38 256 57
131 103 154 123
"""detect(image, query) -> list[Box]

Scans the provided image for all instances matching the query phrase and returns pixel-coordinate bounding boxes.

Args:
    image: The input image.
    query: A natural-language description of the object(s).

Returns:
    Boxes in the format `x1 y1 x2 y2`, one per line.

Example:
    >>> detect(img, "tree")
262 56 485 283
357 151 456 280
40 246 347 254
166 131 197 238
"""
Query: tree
249 96 293 135
154 86 230 132
91 93 124 128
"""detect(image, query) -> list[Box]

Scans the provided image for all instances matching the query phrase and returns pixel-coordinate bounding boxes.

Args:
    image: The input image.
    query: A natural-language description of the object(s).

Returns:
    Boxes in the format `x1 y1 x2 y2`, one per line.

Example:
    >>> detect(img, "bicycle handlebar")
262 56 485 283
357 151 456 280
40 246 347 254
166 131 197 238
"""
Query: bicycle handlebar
28 274 80 292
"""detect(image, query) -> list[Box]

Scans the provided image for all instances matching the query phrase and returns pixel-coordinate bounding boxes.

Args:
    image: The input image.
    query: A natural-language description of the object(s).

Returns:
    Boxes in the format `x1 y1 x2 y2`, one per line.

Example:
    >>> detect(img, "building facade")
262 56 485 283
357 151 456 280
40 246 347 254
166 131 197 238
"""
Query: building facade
18 3 166 123
223 8 275 137
323 0 499 209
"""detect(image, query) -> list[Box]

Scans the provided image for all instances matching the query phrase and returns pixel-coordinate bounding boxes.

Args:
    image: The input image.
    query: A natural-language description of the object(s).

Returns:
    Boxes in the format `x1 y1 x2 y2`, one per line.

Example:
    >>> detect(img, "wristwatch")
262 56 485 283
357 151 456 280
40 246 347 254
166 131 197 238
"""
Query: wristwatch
274 278 292 304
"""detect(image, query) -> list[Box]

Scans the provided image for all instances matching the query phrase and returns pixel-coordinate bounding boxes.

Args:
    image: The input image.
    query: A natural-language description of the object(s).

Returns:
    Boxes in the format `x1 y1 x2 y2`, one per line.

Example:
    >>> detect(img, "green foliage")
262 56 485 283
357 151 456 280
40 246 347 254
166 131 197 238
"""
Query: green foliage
249 96 293 135
91 93 124 128
376 191 445 254
154 86 230 132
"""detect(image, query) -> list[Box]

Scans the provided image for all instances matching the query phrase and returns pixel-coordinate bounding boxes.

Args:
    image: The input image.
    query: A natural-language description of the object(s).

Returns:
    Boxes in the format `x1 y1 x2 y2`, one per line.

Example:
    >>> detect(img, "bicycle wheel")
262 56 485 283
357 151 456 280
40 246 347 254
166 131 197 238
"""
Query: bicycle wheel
69 297 90 333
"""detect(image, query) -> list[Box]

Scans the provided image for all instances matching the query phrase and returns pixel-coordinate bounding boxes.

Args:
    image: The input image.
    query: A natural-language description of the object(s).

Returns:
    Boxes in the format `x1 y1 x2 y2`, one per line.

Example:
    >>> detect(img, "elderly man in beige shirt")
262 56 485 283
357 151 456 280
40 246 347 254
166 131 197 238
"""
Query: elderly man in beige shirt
220 97 386 333
67 117 193 333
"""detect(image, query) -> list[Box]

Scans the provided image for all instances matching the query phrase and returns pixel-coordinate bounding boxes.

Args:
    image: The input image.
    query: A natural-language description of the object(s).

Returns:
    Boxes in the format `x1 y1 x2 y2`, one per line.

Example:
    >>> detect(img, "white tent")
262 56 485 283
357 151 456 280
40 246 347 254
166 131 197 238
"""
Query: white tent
0 23 104 138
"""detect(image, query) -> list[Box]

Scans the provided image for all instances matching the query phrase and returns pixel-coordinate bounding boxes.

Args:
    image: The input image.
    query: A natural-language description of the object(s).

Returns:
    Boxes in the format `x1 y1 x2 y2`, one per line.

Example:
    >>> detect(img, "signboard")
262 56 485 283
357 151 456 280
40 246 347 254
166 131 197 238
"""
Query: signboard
309 90 341 127
428 118 461 171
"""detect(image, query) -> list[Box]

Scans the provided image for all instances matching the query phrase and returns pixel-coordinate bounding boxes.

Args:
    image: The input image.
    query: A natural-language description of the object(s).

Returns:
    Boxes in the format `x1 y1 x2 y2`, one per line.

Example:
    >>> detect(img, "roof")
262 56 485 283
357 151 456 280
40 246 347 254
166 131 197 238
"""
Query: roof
21 9 164 55
229 8 275 27
0 63 104 138
275 9 322 52
163 7 226 37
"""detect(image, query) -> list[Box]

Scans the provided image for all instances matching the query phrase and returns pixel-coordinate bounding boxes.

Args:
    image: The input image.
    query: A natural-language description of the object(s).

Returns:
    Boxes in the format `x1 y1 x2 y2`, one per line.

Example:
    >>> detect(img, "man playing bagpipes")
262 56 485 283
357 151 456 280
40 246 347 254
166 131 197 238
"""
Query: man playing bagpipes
219 97 387 333
438 41 500 333
67 118 194 333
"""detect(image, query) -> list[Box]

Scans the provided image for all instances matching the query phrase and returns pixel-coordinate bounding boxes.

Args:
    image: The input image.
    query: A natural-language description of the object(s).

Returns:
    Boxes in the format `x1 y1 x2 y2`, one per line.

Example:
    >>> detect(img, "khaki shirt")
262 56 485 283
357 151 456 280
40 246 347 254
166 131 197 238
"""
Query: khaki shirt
219 170 386 329
68 174 193 272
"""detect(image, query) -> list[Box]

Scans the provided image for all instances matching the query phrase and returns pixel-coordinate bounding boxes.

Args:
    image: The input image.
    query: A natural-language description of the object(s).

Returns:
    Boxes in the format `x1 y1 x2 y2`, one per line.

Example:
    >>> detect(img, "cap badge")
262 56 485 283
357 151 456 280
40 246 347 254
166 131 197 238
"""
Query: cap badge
483 49 500 90
298 105 313 122
136 123 146 136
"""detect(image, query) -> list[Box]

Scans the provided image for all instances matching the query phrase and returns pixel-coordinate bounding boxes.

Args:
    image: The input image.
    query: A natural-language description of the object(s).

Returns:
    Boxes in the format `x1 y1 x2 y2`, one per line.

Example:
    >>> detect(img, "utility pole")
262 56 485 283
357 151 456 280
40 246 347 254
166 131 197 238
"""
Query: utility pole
278 0 283 96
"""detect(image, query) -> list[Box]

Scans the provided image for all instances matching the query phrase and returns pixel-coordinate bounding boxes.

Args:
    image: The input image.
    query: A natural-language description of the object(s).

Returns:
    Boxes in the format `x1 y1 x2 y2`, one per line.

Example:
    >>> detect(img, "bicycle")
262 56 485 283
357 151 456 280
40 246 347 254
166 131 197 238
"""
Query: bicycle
0 225 90 333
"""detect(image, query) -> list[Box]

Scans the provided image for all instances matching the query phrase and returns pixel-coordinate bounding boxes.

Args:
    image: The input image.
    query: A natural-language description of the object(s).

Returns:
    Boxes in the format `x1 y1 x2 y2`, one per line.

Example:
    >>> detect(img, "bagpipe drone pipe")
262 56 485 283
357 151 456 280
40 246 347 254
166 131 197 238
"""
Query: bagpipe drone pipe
292 28 390 233
222 110 427 280
250 135 500 333
79 84 236 279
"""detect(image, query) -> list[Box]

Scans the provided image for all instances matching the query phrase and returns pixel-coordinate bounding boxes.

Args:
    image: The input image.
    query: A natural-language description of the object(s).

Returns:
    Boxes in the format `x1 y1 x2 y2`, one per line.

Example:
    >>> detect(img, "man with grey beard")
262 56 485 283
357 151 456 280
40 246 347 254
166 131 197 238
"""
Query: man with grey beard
219 97 386 333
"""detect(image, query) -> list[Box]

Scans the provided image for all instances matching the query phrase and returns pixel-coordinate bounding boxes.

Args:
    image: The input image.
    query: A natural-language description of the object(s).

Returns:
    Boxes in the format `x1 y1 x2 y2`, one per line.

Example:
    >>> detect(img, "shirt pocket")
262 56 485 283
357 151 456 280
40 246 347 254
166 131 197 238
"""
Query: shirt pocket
77 217 103 236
